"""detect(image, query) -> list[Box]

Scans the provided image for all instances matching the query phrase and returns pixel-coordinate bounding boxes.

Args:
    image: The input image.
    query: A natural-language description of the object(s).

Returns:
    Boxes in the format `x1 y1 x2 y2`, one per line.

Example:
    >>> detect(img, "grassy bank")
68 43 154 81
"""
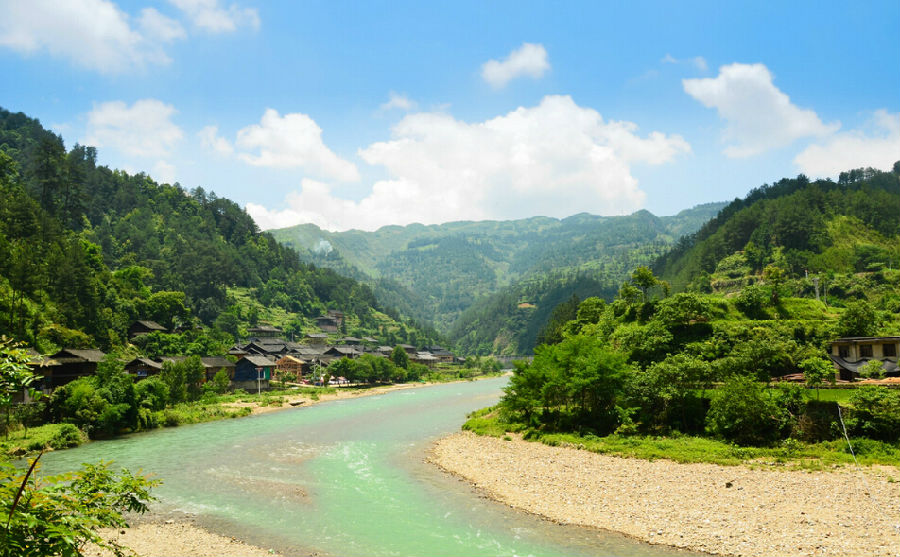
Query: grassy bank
462 406 900 469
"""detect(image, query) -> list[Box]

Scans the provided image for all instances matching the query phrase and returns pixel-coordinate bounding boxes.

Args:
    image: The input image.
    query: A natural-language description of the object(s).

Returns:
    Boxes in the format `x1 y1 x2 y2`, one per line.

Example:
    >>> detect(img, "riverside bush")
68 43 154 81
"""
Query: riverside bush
706 375 789 446
846 387 900 442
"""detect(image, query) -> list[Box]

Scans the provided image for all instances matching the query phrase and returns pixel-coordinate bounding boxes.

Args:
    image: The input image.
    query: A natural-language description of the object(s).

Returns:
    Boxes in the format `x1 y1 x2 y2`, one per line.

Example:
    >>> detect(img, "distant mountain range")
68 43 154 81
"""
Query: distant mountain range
270 203 726 353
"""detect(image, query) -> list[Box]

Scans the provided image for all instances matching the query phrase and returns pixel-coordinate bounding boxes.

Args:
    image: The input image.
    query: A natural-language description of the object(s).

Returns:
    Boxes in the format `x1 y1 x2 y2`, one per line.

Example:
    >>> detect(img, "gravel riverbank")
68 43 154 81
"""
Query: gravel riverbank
429 431 900 557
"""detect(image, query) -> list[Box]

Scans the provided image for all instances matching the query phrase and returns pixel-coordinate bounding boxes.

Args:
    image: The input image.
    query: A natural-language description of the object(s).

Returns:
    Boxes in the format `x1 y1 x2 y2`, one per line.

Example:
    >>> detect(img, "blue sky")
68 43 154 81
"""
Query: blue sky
1 0 897 231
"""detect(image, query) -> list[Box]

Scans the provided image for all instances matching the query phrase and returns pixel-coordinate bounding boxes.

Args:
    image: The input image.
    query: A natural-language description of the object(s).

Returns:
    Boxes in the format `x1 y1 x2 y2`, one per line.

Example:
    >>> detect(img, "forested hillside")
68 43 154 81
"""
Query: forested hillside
0 108 434 352
654 166 900 291
271 203 724 351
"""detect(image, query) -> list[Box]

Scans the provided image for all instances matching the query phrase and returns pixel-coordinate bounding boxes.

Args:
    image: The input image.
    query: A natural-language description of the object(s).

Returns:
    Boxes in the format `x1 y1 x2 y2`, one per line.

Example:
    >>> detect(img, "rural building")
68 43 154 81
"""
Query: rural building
247 325 283 338
306 333 329 344
41 349 106 389
830 336 900 380
276 355 306 378
234 355 275 391
128 320 167 338
201 356 236 381
314 316 339 332
124 357 163 380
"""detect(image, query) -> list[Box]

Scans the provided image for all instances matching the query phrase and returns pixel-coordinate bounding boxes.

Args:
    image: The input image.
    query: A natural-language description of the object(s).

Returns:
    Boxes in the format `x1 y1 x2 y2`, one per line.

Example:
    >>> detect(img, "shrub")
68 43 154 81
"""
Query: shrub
795 400 840 442
48 423 84 449
846 387 900 442
706 376 789 446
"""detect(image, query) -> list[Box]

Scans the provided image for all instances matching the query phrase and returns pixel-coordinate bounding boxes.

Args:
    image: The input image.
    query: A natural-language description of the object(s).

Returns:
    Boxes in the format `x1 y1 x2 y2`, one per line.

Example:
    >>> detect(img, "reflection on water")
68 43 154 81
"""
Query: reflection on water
40 378 697 556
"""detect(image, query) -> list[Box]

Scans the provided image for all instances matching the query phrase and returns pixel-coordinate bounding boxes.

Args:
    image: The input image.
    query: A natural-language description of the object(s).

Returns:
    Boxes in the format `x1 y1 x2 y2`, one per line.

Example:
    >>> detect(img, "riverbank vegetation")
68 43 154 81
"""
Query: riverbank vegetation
467 164 900 467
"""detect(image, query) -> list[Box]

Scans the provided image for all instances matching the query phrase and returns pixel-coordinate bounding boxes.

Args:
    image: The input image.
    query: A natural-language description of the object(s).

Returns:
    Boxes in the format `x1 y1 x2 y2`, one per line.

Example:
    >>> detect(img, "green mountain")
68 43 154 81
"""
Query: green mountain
271 203 725 352
0 108 434 352
653 166 900 293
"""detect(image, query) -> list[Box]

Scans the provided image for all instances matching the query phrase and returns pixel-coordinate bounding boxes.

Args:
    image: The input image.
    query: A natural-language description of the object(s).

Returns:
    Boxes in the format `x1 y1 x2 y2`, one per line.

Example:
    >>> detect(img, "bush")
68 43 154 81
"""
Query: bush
48 423 84 449
795 400 840 442
846 387 900 442
706 376 789 446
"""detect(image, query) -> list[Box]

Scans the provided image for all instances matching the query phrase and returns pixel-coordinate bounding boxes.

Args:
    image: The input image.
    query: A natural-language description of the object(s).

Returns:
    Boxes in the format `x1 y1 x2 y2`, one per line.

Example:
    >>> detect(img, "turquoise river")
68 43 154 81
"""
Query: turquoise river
40 377 696 556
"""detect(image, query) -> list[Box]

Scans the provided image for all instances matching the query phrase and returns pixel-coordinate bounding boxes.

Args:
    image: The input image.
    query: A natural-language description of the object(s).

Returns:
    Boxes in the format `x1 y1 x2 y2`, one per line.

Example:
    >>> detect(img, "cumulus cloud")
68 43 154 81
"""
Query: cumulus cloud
0 0 177 73
247 95 690 231
481 43 550 89
198 125 234 155
84 99 183 158
379 92 417 112
794 110 900 177
235 109 360 182
169 0 260 33
684 62 838 157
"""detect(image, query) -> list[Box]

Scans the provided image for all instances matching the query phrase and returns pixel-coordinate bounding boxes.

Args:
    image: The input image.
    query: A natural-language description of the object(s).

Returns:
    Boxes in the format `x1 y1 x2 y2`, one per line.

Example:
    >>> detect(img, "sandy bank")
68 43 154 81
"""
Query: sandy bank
223 379 487 416
84 518 280 557
429 431 900 557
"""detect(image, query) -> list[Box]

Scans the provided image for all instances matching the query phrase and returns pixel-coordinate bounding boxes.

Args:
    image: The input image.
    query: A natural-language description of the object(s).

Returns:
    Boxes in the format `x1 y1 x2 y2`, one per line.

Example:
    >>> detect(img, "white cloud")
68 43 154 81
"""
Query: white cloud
662 53 707 71
248 95 690 232
235 109 360 182
152 160 177 184
0 0 177 73
794 110 900 177
84 99 183 158
380 92 416 112
481 43 550 89
198 125 234 156
683 62 839 157
169 0 259 33
139 7 186 43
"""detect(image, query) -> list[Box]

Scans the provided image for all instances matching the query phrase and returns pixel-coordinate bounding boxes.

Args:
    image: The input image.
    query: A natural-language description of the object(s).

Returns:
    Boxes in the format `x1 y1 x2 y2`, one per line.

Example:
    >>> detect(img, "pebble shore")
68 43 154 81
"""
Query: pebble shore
84 519 280 557
429 431 900 557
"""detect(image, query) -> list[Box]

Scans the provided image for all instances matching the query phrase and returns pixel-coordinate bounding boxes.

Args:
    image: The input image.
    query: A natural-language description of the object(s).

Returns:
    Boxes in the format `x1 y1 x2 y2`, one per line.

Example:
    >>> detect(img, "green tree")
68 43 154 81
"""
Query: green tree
0 338 41 439
799 356 834 399
706 375 788 446
390 345 409 369
210 368 231 394
0 456 158 557
838 300 877 337
630 266 658 302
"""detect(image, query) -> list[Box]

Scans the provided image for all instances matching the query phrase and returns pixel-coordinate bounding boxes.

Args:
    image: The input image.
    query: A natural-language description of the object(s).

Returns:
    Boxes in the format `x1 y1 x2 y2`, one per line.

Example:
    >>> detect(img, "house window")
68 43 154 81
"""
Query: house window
884 343 897 358
838 345 849 358
860 344 873 358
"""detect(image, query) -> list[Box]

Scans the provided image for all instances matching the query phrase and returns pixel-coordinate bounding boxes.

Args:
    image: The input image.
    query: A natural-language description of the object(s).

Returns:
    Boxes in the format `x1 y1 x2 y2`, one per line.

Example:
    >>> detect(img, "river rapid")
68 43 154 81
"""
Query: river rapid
40 378 695 556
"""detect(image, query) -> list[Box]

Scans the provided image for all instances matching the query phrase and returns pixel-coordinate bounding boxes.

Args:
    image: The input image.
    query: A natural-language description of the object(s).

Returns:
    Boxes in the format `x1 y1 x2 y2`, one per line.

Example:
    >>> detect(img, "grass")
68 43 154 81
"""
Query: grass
0 423 88 457
462 406 900 469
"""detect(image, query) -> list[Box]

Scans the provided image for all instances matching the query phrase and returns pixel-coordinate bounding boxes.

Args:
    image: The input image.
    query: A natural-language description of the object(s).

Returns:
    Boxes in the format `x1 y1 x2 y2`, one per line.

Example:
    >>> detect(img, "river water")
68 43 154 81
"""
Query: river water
40 378 694 556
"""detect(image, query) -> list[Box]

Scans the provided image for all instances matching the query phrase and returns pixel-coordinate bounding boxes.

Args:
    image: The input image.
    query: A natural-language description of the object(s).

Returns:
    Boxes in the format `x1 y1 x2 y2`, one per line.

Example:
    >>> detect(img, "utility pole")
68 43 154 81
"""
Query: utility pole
812 276 820 302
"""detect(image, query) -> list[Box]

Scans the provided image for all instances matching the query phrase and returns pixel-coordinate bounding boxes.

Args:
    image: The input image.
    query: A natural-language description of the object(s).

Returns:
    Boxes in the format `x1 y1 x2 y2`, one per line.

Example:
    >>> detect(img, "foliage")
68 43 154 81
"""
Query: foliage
0 337 41 438
502 334 631 434
0 107 429 350
390 345 409 369
858 359 885 379
838 300 878 337
627 354 712 433
705 375 788 446
0 456 159 557
799 356 834 399
846 387 900 442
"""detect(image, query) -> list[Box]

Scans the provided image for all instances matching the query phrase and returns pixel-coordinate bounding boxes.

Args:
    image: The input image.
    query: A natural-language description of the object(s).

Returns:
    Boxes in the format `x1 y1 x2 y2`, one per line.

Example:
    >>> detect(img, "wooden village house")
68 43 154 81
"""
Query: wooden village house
234 355 276 391
41 349 106 390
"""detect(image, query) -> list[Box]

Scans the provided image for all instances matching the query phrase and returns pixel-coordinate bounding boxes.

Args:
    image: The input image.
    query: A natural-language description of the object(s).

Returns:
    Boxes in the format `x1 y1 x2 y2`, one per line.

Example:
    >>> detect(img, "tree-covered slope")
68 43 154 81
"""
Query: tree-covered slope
271 203 725 335
0 107 433 351
653 166 900 291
